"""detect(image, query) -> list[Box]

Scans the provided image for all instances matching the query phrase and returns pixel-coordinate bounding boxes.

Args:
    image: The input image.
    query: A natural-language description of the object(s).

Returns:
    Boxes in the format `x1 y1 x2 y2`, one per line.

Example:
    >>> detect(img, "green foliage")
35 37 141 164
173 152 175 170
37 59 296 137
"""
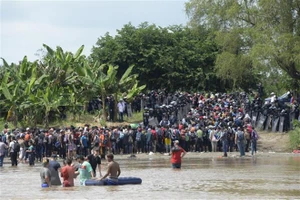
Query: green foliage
289 120 300 150
127 112 143 123
91 22 221 92
185 0 300 93
0 43 145 127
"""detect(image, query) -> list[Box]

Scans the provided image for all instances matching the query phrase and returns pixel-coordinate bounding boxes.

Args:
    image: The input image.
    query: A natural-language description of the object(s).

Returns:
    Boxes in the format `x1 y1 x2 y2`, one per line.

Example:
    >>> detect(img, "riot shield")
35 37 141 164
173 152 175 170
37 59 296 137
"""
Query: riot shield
272 117 279 132
252 112 258 127
257 114 266 131
141 99 144 111
148 117 158 126
177 108 182 121
264 115 272 131
184 105 188 116
127 104 132 118
279 116 285 132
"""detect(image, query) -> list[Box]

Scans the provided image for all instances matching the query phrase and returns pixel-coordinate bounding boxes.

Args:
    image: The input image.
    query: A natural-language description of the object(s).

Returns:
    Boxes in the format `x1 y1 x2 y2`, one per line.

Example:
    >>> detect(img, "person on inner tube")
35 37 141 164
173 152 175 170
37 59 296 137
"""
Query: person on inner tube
98 153 121 185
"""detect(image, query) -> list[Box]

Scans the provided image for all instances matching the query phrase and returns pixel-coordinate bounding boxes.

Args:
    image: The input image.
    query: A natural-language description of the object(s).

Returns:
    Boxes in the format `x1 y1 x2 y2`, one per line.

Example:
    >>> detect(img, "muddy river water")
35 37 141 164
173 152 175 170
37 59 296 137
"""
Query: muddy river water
0 154 299 199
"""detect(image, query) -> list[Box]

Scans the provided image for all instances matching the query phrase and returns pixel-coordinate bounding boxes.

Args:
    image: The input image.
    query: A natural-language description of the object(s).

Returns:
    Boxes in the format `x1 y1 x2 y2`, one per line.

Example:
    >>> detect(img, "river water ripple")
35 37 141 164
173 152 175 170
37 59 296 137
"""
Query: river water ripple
0 155 299 199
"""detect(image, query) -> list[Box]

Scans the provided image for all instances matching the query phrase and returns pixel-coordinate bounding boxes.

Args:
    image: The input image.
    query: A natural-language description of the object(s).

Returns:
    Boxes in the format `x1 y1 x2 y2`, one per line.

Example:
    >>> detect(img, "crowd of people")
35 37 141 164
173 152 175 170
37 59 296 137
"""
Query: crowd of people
39 152 120 187
0 90 299 188
0 91 299 169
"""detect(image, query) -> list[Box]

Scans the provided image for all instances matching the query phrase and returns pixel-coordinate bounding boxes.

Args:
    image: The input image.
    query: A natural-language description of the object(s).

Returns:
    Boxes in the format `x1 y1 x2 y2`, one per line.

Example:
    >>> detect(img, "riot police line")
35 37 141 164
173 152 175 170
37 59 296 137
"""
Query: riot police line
141 91 300 133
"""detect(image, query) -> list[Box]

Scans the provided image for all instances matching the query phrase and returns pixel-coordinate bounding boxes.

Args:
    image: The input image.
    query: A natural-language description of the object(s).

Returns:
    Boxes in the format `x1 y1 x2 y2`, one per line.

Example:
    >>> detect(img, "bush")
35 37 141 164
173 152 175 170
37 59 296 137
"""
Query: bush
289 120 300 150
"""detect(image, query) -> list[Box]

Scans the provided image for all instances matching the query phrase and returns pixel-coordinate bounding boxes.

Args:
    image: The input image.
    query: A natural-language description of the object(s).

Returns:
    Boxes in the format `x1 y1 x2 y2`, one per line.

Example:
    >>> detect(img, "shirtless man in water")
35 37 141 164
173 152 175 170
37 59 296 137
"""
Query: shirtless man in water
99 153 121 185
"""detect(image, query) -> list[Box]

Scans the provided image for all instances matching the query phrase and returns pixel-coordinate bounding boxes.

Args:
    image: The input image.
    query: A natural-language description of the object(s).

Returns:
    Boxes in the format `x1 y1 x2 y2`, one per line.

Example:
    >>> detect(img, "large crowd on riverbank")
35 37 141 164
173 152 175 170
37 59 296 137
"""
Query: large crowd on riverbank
0 91 299 167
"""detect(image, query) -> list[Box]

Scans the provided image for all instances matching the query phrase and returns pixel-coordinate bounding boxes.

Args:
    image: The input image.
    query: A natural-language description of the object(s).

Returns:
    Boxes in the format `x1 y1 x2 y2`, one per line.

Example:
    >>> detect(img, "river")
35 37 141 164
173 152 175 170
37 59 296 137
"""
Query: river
0 154 299 199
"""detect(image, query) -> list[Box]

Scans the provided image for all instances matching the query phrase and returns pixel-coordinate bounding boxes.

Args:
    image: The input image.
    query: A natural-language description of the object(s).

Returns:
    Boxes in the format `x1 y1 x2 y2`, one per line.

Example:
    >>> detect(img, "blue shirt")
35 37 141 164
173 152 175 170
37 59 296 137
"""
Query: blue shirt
81 135 88 147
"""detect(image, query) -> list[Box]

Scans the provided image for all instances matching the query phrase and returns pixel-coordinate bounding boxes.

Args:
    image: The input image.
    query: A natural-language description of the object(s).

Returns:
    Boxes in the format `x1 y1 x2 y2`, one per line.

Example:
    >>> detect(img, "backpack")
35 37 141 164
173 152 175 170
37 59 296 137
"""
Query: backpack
14 141 20 152
55 141 61 148
136 132 141 141
103 133 108 145
251 130 258 140
171 129 179 140
157 130 163 142
94 135 100 144
110 132 116 141
203 130 209 140
237 131 244 141
165 129 171 139
128 134 133 144
38 136 43 145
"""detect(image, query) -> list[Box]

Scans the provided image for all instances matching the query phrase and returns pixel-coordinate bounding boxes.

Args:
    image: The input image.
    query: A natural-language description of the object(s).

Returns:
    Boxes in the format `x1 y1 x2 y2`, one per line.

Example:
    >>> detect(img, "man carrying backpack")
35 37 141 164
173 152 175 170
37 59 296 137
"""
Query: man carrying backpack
235 127 245 157
9 136 19 166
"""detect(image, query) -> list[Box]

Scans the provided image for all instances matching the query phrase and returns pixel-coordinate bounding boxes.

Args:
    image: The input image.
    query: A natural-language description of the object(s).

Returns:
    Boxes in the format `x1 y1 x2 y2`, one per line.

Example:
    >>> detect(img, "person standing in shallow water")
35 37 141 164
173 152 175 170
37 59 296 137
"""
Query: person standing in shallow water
235 127 245 157
171 140 186 169
9 136 18 166
40 158 51 187
48 154 61 186
60 158 76 187
75 155 93 186
0 137 8 167
87 149 102 178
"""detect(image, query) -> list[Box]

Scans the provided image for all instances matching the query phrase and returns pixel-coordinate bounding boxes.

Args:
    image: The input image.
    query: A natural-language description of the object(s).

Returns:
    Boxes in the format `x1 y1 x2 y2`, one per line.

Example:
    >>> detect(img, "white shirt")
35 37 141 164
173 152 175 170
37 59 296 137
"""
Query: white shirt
9 141 15 152
117 101 125 112
271 95 276 103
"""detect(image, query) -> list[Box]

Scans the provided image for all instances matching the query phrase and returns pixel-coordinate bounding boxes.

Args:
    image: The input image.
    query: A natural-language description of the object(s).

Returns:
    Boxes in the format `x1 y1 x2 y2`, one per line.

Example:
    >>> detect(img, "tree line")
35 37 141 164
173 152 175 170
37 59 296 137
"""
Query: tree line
0 45 145 128
1 0 299 127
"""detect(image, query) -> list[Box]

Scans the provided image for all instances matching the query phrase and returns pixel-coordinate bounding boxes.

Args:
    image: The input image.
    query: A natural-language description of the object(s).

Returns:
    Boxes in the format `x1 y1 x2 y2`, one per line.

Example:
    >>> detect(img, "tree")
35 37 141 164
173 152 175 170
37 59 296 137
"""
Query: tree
0 57 40 127
91 22 220 92
185 0 300 93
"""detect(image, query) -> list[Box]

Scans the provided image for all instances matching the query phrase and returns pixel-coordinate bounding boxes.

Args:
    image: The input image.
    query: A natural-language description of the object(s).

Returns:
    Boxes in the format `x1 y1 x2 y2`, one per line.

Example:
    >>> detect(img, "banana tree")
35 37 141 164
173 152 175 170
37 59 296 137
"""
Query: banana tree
0 57 35 127
76 61 116 121
125 82 146 102
36 86 64 128
0 72 21 127
109 65 146 121
19 65 49 126
42 44 87 118
42 44 85 87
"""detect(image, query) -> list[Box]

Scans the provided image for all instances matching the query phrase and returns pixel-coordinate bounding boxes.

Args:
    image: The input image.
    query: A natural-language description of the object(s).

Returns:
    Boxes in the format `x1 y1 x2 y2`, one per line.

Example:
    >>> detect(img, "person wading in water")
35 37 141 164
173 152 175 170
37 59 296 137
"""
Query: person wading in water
170 140 186 169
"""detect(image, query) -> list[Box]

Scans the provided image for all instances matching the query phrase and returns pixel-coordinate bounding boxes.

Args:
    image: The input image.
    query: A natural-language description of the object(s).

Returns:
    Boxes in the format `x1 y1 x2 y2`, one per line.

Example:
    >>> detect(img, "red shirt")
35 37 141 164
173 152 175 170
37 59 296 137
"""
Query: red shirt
151 130 157 140
171 146 185 164
61 165 75 187
24 133 31 141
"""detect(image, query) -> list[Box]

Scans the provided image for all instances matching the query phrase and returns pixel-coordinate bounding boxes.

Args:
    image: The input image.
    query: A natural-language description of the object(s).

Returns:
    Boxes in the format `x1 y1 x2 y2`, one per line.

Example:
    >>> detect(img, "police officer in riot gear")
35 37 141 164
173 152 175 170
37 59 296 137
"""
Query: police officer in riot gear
143 107 150 127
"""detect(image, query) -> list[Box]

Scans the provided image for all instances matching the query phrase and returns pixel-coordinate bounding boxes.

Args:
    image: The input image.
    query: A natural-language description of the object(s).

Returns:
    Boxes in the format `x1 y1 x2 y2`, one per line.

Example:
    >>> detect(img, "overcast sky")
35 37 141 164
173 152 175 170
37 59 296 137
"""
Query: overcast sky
1 0 188 64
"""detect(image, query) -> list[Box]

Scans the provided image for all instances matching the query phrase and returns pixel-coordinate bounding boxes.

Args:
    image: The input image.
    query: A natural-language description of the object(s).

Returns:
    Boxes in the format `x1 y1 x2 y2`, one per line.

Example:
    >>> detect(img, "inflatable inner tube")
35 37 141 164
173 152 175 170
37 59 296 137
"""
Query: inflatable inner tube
85 177 142 186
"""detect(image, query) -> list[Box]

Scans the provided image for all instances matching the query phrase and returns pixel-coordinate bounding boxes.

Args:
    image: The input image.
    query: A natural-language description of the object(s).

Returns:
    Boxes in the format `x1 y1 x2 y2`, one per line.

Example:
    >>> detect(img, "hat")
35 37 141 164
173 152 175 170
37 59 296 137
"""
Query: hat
174 140 179 144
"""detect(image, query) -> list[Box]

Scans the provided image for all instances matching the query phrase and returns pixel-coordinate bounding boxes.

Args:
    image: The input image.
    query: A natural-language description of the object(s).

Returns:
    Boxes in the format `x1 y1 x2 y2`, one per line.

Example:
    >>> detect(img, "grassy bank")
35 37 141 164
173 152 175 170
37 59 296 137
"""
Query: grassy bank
289 121 300 150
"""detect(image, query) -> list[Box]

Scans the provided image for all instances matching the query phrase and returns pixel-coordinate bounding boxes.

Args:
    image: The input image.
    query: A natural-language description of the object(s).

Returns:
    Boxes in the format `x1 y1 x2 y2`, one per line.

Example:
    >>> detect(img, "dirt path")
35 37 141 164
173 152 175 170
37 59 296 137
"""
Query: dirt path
257 131 290 152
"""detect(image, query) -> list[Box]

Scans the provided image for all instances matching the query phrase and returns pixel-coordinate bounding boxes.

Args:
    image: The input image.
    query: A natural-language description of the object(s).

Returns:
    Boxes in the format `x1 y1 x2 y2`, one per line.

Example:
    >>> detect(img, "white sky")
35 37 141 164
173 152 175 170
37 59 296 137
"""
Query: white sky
0 0 188 64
